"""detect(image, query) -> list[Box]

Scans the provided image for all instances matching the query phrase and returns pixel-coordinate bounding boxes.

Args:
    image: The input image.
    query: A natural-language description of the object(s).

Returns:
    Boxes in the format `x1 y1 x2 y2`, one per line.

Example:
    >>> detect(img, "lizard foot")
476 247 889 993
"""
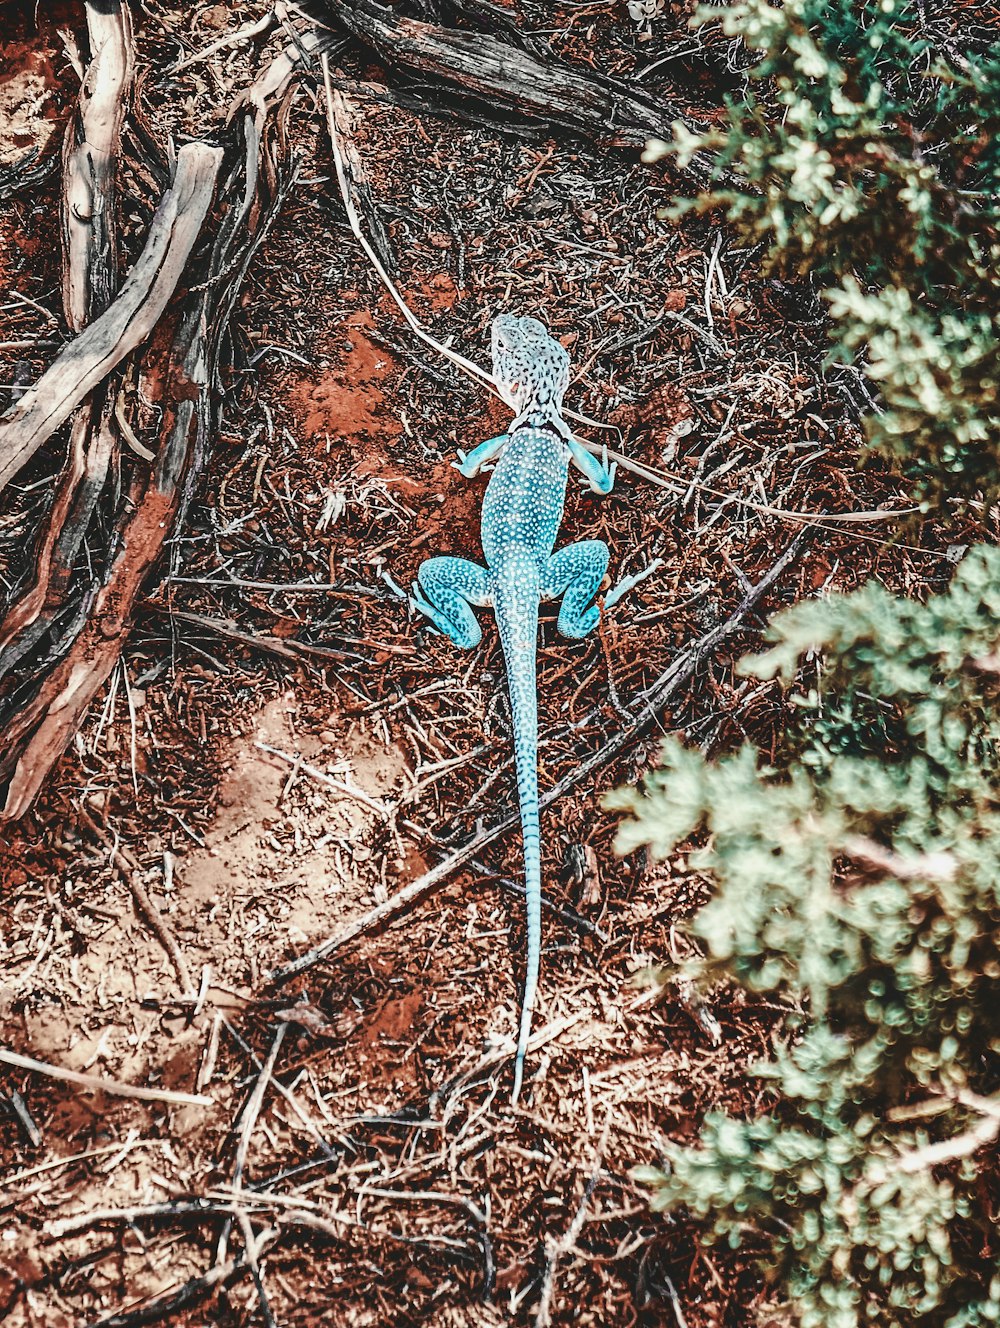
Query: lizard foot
576 444 617 495
452 434 510 478
603 557 664 610
452 450 492 478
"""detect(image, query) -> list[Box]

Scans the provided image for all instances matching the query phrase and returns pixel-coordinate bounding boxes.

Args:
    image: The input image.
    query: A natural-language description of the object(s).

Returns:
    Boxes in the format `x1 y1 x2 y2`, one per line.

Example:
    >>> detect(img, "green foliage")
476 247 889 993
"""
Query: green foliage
624 7 1000 1318
608 547 1000 1325
646 0 1000 510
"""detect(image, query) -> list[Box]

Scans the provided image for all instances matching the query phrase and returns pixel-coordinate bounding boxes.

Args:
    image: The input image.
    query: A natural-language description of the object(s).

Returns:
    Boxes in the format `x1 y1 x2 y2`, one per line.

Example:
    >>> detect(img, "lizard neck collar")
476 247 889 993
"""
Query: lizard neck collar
515 407 565 438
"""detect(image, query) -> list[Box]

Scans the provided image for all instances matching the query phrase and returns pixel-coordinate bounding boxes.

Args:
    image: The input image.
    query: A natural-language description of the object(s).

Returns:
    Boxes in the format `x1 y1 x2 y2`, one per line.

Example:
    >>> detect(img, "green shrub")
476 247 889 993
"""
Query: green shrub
618 5 1000 1318
607 546 1000 1326
646 0 1000 511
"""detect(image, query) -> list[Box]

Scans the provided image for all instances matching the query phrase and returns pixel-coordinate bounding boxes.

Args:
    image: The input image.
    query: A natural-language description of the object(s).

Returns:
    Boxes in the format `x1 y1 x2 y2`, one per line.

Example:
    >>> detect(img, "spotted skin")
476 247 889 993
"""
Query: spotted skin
413 314 618 1103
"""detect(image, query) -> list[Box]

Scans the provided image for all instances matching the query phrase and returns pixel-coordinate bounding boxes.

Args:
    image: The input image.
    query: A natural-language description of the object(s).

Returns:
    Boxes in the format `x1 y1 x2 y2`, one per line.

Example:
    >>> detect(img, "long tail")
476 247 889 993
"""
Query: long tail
495 581 541 1105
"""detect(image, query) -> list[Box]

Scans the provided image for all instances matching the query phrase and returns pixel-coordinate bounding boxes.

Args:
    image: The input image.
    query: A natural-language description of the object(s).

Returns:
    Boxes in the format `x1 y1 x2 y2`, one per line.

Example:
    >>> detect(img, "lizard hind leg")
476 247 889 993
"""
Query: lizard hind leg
543 539 610 640
413 556 492 649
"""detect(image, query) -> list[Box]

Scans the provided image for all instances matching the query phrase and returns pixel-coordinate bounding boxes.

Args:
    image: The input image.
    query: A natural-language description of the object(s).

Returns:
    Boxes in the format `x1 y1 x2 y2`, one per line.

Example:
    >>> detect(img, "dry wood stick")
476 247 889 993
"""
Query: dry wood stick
0 402 109 675
234 1024 287 1193
322 58 493 391
79 1234 277 1328
266 529 809 987
0 142 222 496
0 5 134 676
598 445 919 527
0 1048 212 1107
153 604 351 666
169 7 276 74
215 1022 287 1279
4 1138 163 1190
0 39 298 822
62 0 135 330
535 1132 608 1328
47 1199 259 1240
255 740 391 815
79 807 196 997
1 80 299 816
319 0 700 155
896 1090 1000 1175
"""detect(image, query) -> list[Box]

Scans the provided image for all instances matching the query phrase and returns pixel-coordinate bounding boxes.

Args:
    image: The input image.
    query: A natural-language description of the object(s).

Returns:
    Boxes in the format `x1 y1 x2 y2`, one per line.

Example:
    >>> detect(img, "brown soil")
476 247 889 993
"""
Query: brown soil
0 5 966 1328
287 312 401 454
0 39 64 166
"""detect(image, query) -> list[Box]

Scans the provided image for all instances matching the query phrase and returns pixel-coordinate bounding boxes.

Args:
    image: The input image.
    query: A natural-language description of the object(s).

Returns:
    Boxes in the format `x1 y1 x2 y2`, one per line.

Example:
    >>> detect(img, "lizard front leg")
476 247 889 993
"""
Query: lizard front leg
412 556 492 648
453 433 509 478
567 438 617 496
542 540 610 639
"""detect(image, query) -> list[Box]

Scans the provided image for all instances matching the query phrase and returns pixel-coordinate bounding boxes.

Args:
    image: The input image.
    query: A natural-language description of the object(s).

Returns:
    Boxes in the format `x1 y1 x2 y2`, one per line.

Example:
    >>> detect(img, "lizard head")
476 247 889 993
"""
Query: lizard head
491 314 570 418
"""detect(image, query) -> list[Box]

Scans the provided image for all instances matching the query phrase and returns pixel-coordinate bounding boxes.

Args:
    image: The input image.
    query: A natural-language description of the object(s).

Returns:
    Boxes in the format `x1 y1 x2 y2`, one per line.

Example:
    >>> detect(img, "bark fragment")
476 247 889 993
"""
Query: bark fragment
0 35 299 818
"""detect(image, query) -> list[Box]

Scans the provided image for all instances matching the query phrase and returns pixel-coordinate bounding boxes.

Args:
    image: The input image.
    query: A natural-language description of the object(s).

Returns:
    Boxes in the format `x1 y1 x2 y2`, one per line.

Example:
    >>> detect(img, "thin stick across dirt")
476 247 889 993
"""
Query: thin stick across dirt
0 1048 212 1107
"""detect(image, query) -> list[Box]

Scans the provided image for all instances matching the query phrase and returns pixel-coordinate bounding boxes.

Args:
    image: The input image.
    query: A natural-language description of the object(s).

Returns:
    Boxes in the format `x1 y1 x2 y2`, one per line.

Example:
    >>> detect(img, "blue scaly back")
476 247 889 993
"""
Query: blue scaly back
412 314 618 1103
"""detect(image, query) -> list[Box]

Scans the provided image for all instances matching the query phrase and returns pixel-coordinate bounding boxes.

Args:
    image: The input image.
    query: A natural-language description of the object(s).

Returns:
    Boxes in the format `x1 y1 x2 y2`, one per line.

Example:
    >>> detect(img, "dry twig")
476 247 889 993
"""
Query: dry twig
79 806 196 996
0 1047 212 1107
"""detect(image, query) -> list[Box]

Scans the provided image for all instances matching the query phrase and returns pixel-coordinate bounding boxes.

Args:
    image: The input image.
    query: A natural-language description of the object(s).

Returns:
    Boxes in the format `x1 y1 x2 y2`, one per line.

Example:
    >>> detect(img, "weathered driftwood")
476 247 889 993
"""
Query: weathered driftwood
0 4 135 685
0 40 300 818
311 0 701 156
0 143 222 499
62 0 135 331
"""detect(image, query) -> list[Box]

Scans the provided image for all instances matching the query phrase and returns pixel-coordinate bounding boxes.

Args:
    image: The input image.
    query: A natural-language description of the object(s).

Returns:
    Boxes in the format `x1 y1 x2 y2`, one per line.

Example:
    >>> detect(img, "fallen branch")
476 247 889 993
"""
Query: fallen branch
61 0 135 331
0 1047 213 1108
312 0 704 157
0 142 222 497
0 163 222 817
0 4 134 680
843 835 958 884
169 5 276 74
0 145 61 204
0 51 302 818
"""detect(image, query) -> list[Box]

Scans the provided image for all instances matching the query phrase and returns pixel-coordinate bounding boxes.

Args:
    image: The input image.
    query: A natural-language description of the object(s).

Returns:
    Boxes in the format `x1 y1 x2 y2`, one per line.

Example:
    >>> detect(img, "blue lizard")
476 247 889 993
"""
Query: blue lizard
412 314 632 1103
